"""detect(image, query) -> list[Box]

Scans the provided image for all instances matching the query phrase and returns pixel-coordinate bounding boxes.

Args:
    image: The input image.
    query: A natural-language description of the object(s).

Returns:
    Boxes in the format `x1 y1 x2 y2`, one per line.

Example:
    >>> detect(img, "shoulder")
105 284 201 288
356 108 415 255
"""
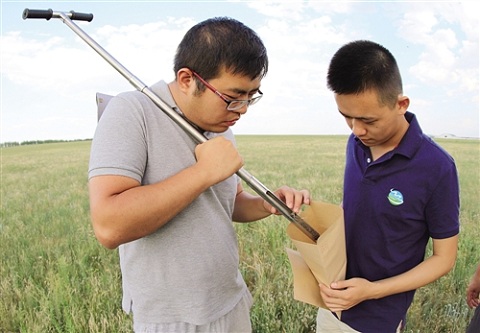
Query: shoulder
113 81 170 109
419 135 456 167
114 90 154 109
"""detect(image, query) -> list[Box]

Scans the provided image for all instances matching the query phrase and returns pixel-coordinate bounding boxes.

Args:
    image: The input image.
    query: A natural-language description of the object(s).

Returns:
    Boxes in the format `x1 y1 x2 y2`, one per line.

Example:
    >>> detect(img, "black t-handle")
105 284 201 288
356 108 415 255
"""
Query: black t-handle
23 8 93 22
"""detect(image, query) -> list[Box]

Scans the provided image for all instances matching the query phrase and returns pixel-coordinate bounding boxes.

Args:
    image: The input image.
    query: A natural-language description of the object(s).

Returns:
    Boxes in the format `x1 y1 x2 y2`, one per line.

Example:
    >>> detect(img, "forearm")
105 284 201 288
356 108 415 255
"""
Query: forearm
370 237 458 299
90 164 214 249
371 255 453 299
232 190 271 222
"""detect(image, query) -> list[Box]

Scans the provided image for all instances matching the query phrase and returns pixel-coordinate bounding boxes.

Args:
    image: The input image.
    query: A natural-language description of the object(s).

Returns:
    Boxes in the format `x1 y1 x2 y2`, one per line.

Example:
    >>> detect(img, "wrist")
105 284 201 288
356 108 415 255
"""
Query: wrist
261 199 272 215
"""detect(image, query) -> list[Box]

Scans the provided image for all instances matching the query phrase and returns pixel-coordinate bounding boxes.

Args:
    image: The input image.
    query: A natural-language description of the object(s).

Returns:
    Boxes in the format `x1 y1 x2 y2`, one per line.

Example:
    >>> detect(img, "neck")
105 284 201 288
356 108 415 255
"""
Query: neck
370 118 410 161
167 82 206 134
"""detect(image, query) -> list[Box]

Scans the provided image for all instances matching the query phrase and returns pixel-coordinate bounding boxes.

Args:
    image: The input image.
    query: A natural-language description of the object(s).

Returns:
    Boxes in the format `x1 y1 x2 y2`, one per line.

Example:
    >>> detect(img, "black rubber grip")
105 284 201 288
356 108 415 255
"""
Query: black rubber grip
69 10 94 22
22 8 93 22
23 8 53 20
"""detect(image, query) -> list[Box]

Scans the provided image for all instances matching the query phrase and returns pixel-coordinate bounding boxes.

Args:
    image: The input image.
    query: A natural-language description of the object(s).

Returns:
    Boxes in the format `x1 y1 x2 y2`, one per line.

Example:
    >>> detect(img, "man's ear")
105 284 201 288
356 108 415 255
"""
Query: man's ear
176 68 195 93
397 95 410 114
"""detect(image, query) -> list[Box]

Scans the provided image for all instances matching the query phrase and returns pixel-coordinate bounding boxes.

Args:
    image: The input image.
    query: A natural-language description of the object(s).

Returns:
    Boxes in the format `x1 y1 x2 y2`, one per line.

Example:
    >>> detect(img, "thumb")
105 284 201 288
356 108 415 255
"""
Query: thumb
330 280 346 290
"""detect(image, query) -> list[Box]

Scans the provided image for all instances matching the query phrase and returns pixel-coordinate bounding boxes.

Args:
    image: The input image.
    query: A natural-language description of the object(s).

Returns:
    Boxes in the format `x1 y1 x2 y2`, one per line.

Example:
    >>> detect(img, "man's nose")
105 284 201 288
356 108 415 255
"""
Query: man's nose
236 104 249 114
351 119 367 136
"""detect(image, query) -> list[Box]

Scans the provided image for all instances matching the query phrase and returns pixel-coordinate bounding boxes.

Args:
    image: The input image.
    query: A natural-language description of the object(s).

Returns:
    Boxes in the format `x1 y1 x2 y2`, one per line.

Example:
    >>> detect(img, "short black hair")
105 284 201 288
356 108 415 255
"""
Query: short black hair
174 17 268 88
327 40 403 107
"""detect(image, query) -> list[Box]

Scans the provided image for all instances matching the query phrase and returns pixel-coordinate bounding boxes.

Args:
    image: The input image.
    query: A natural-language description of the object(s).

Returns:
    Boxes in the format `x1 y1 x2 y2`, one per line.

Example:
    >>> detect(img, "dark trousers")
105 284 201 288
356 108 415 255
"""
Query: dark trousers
467 307 480 333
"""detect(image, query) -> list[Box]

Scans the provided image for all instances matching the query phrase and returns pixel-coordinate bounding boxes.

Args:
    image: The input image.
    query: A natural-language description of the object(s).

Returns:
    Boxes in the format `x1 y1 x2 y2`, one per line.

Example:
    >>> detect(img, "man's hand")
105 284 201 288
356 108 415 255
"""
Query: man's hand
194 137 244 185
264 185 311 214
466 265 480 308
319 278 372 312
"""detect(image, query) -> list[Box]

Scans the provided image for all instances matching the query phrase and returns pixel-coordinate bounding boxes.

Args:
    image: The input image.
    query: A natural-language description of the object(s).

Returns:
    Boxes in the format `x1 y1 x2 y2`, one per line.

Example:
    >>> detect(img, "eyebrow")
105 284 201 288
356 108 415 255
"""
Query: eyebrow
338 110 376 122
228 86 260 96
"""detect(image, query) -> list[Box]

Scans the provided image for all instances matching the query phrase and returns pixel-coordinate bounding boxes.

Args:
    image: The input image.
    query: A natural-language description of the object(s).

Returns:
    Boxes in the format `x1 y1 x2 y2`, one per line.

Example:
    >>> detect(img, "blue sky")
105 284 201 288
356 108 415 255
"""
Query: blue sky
1 1 479 142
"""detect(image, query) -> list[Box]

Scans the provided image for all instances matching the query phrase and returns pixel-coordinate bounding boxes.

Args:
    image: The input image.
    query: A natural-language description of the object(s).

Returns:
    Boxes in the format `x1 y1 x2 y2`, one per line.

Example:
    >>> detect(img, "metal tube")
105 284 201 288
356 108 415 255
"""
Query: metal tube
24 9 320 242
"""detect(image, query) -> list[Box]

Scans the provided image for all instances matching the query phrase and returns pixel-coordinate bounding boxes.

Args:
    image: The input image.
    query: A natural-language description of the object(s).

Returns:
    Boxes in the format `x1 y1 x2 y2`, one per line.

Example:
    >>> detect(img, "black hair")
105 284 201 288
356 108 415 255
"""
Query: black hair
327 40 403 107
174 17 268 91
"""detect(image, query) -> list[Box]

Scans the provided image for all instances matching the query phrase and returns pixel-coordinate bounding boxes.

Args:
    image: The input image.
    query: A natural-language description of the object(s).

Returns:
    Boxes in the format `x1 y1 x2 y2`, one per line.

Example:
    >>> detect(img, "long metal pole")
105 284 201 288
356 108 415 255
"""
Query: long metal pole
23 9 320 242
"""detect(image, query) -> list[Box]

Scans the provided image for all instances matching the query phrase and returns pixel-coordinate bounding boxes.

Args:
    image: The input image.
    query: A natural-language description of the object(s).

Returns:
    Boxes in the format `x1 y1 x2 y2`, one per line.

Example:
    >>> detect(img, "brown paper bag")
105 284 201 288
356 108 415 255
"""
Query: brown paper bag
286 200 346 309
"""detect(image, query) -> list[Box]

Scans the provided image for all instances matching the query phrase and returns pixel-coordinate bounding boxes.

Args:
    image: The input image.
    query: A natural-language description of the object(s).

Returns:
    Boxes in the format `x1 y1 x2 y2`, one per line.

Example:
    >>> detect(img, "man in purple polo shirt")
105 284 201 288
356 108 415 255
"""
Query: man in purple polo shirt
318 40 460 332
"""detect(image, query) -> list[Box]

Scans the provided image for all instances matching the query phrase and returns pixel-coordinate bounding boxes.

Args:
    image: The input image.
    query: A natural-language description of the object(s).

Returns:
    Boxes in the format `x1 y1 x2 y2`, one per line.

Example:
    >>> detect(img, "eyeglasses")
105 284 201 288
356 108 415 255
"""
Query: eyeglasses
191 70 263 111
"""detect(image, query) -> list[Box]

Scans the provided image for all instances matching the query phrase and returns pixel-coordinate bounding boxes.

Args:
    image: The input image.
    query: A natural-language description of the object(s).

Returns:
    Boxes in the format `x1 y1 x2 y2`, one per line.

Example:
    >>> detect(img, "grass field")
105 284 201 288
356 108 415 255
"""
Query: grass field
1 136 479 332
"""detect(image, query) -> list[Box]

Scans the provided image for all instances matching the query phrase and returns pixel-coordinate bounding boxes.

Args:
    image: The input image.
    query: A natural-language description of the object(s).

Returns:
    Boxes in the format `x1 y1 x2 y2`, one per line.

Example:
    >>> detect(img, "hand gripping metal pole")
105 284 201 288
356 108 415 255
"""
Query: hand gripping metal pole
23 8 320 242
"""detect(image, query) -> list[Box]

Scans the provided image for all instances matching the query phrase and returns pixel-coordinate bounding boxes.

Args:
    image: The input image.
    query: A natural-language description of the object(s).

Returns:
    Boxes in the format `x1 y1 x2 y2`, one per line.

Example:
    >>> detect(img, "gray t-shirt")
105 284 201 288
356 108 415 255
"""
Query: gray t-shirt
88 81 247 325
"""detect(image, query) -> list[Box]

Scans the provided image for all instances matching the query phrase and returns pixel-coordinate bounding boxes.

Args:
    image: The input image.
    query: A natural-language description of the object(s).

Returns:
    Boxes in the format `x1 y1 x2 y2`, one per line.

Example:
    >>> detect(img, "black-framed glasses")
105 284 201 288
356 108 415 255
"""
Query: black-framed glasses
191 70 263 111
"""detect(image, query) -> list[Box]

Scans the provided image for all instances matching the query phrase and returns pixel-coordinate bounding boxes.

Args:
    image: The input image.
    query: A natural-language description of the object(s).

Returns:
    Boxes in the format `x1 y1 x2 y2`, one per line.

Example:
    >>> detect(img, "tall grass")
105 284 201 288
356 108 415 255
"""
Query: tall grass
1 136 478 332
1 142 131 332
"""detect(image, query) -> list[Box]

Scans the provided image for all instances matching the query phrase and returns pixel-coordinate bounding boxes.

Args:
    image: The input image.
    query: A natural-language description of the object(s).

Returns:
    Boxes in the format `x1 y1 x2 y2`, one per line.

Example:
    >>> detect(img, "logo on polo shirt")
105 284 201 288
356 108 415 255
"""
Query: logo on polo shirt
388 188 404 206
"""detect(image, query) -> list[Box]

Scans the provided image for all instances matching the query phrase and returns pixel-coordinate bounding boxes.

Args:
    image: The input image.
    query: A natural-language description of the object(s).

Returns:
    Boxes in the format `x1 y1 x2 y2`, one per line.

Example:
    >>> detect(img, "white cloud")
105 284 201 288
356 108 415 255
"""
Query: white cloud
399 10 438 44
397 2 478 99
246 1 307 20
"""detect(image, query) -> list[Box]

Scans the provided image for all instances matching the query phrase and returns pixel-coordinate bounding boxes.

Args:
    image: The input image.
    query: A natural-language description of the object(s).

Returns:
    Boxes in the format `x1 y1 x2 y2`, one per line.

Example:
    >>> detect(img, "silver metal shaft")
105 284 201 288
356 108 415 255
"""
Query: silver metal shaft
51 11 320 241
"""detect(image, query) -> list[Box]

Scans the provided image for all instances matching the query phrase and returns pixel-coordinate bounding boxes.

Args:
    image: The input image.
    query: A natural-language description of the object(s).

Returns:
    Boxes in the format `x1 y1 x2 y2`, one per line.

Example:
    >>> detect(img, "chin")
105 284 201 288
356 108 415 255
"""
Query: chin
359 139 375 146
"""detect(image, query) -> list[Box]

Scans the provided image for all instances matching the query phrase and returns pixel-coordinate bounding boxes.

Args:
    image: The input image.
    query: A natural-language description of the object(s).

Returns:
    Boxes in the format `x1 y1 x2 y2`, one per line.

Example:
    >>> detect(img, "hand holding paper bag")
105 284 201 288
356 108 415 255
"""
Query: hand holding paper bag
286 201 360 332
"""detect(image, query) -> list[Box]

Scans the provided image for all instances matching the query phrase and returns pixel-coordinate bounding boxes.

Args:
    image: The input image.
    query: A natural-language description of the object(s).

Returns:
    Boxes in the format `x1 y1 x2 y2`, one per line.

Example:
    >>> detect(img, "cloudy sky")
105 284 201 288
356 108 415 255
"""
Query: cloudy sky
1 1 478 143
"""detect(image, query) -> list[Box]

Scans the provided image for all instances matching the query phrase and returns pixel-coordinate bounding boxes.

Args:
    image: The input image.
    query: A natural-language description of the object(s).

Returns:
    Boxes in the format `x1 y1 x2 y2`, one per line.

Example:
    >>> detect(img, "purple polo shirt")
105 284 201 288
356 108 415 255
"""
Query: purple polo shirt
341 112 459 332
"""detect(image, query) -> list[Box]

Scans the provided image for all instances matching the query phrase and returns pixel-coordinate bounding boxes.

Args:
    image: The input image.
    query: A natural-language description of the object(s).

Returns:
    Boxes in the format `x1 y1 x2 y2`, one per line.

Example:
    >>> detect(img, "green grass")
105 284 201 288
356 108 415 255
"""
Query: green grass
1 136 478 332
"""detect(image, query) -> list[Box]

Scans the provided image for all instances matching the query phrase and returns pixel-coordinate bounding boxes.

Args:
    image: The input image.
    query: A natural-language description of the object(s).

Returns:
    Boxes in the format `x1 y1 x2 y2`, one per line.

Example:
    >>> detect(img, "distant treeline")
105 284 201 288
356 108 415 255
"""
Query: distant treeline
1 139 92 148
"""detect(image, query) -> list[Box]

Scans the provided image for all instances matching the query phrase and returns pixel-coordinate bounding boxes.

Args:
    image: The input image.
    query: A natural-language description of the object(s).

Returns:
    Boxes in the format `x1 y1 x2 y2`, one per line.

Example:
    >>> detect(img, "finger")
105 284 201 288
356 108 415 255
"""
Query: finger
320 283 342 300
302 190 311 205
281 188 294 210
273 188 293 211
330 281 344 290
264 200 279 215
290 189 310 213
292 191 304 213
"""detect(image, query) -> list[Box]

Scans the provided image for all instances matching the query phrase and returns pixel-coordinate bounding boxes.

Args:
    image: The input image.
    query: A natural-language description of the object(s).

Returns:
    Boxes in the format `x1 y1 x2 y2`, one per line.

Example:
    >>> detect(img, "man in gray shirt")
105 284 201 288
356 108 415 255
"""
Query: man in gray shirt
88 17 310 333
